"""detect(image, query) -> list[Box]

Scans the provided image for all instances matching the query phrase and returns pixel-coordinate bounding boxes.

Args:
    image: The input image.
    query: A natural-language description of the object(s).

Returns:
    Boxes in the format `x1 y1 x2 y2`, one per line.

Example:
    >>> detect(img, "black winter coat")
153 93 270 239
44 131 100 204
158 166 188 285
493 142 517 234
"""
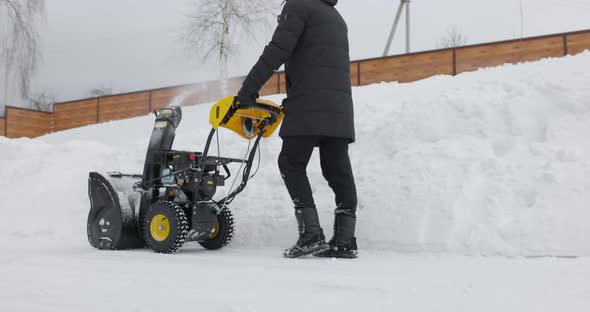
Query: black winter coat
238 0 355 142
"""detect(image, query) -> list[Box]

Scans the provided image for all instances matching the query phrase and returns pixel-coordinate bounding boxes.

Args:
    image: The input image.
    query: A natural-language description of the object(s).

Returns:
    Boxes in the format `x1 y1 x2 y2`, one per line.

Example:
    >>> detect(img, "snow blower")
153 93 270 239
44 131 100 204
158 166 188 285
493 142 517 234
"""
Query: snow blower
87 96 283 253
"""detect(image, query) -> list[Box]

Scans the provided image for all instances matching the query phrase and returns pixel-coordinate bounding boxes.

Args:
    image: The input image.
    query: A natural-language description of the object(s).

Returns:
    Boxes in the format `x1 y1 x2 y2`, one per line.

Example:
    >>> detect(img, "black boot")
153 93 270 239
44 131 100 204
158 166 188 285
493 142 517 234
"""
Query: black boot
314 213 358 259
283 208 329 258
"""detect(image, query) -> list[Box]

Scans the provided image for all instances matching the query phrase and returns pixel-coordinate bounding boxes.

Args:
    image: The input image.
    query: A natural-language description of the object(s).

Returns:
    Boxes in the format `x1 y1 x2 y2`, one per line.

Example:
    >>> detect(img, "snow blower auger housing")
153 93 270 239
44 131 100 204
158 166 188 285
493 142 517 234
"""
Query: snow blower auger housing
87 96 283 253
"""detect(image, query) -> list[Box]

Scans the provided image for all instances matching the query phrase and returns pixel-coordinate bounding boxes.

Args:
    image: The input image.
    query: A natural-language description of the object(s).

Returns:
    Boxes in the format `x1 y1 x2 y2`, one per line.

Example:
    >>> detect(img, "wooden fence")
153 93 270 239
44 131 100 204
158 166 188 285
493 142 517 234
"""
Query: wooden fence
1 29 589 139
5 107 52 138
0 117 5 137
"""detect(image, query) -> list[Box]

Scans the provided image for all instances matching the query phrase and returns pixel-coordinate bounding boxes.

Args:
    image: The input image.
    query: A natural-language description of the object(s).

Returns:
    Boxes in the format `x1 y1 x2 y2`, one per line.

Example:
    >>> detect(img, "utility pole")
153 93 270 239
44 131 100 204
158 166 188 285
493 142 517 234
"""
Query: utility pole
383 0 411 56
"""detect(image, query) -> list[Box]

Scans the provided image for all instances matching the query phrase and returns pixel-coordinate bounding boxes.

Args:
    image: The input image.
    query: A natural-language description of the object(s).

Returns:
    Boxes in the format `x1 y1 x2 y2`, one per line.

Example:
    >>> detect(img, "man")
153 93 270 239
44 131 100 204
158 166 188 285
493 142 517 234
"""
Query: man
237 0 358 259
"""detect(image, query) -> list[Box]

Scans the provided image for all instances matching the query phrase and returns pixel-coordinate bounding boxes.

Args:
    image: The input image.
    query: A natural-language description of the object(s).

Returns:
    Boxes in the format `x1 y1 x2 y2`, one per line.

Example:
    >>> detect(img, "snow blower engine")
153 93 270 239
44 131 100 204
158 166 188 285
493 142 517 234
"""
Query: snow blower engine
87 96 283 253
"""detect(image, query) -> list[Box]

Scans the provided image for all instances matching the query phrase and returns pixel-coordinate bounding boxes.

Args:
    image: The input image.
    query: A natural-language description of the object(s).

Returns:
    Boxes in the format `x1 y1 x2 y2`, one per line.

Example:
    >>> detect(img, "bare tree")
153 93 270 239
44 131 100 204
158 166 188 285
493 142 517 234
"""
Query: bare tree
0 0 45 107
182 0 273 82
28 91 54 112
437 27 468 49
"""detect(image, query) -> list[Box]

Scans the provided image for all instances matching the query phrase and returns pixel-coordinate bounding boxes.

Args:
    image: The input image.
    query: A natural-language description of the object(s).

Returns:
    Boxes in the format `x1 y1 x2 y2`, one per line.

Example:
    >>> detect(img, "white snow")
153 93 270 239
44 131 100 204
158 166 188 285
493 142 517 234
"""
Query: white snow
1 52 590 311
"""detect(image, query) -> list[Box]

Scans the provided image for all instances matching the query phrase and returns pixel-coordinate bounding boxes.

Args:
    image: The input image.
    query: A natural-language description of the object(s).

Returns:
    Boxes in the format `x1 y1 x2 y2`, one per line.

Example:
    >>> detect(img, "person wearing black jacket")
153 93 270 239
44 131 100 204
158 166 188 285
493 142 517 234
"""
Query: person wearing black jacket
237 0 358 258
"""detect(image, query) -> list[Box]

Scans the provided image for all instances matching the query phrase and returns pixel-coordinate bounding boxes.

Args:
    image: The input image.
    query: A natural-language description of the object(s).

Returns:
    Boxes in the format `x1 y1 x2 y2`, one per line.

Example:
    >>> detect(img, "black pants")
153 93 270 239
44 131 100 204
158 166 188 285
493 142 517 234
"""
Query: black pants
278 136 357 217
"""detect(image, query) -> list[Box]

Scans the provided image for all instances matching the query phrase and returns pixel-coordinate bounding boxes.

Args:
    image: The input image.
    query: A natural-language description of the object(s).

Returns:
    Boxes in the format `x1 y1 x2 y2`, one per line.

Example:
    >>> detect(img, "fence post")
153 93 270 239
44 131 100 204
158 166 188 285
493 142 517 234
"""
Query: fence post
5 108 9 138
357 61 362 86
452 48 457 76
50 112 54 133
148 91 153 112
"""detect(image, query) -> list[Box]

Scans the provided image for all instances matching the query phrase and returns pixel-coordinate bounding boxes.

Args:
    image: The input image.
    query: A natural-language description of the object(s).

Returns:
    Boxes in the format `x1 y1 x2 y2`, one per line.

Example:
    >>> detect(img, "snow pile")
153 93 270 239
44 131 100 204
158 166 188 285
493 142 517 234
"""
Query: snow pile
1 52 590 256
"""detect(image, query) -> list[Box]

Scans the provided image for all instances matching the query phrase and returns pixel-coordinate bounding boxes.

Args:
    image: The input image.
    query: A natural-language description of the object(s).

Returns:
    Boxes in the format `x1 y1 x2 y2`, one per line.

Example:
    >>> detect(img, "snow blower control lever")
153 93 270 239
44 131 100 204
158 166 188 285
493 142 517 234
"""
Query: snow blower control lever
87 96 284 253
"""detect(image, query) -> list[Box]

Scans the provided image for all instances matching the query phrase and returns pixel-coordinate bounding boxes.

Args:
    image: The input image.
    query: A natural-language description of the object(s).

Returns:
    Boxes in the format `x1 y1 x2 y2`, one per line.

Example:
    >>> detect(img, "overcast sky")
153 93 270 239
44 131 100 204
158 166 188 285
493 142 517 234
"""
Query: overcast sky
17 0 590 103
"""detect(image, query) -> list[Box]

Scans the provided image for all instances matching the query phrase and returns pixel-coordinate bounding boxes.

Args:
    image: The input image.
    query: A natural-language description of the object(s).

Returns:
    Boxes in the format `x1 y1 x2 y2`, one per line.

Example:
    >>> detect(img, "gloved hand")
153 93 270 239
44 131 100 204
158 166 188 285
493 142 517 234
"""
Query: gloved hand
236 88 259 108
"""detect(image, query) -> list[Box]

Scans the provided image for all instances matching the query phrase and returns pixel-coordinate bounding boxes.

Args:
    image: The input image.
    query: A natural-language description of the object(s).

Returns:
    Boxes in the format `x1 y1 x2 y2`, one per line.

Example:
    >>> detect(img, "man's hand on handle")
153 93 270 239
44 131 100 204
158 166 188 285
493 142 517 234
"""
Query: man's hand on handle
236 90 259 109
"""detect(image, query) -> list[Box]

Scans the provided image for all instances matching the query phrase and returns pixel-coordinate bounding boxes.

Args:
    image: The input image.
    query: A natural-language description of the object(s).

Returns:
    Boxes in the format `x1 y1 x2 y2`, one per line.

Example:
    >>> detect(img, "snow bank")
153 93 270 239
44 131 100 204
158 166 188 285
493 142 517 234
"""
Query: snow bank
1 52 590 256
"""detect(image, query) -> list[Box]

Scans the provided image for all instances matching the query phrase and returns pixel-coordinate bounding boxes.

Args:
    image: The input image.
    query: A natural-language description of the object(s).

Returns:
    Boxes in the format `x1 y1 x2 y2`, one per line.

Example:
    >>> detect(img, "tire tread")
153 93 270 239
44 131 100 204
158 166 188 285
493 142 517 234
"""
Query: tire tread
144 201 189 253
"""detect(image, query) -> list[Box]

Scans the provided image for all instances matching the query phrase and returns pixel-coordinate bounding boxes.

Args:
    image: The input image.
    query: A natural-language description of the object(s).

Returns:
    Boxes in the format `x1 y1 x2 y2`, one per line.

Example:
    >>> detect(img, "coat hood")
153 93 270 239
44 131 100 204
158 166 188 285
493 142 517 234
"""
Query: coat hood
321 0 338 6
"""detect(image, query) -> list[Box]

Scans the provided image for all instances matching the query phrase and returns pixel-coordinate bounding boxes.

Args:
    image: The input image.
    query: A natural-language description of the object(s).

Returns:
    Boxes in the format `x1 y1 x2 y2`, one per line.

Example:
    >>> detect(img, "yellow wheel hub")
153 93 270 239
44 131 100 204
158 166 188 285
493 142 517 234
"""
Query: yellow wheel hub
150 214 170 242
209 222 220 239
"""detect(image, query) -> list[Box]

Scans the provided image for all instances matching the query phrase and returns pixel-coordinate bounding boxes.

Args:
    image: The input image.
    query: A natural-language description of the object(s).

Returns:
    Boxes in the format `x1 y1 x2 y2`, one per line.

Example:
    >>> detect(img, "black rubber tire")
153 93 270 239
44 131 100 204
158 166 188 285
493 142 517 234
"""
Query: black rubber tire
199 208 234 250
144 201 189 253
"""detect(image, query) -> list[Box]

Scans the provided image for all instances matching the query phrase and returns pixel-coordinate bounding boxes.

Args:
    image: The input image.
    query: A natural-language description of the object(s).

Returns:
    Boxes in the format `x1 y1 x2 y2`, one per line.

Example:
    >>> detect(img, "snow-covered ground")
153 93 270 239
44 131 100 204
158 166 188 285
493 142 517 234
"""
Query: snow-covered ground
2 244 589 312
2 52 590 311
